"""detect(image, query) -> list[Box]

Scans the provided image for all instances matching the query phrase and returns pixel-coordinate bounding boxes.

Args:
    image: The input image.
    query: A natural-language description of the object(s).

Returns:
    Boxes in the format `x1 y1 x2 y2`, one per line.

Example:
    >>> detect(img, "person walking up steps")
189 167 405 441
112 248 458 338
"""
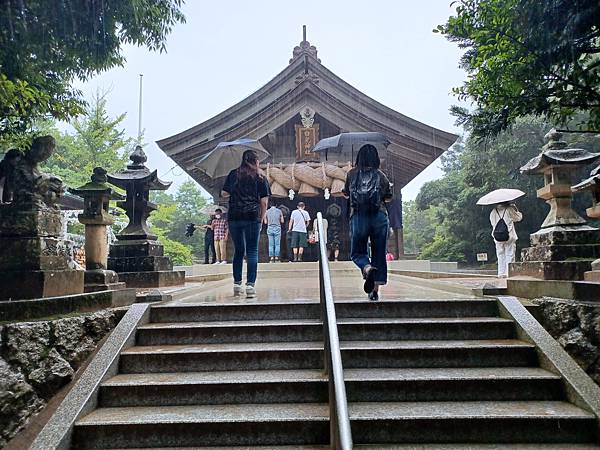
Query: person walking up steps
490 202 522 278
344 144 393 301
211 208 228 264
222 150 270 298
289 202 310 262
265 203 283 262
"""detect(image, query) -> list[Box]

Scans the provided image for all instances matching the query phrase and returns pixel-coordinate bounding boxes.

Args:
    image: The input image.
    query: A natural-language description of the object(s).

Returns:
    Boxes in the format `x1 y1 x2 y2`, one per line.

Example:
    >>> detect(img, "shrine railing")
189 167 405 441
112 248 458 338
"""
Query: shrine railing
316 212 353 449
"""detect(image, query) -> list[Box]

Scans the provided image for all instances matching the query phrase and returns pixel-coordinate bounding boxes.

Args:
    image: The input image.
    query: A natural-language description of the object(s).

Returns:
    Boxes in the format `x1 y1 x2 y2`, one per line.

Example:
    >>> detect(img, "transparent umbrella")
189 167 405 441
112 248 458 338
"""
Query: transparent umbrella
195 138 271 179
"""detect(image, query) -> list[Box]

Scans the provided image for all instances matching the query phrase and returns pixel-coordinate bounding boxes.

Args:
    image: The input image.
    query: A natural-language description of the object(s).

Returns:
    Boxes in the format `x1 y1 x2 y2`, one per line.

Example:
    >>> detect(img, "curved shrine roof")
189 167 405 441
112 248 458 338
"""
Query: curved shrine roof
157 37 458 195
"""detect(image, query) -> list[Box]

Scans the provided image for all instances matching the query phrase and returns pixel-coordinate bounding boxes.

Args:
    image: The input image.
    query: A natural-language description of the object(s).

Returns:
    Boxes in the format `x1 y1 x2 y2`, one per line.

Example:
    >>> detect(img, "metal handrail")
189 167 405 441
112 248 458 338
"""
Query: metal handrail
316 212 353 449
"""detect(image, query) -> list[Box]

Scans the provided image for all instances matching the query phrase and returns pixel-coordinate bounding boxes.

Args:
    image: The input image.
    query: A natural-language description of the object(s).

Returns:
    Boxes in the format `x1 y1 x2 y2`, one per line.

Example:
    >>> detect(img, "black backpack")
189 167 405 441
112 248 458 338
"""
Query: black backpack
350 169 381 214
493 208 510 242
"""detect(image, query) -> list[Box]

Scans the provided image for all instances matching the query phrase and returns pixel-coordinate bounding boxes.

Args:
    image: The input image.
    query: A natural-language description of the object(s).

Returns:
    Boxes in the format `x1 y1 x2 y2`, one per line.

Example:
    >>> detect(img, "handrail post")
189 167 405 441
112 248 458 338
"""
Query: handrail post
316 212 353 449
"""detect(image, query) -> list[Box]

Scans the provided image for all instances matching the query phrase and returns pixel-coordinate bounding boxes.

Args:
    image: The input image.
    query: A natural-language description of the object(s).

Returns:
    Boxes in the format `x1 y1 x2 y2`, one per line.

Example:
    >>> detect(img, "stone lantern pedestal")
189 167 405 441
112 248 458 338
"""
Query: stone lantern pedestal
572 165 600 282
107 146 184 288
510 130 600 280
69 168 126 292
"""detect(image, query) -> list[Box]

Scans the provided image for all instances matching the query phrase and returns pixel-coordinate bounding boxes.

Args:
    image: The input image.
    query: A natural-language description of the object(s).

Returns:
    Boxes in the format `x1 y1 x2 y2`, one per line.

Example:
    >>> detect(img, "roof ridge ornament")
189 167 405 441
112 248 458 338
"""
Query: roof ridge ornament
290 25 321 64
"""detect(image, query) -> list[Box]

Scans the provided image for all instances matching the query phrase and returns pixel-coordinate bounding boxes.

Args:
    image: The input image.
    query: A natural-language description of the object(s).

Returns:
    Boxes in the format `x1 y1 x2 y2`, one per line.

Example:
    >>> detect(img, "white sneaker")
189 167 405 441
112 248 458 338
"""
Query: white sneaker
213 261 220 265
220 261 227 264
233 283 243 296
246 284 256 298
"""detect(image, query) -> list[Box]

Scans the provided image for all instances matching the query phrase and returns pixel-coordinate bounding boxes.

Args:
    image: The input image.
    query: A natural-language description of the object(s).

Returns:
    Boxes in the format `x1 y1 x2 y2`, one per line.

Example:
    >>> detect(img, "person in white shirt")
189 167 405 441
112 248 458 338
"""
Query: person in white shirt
490 202 523 278
288 202 311 262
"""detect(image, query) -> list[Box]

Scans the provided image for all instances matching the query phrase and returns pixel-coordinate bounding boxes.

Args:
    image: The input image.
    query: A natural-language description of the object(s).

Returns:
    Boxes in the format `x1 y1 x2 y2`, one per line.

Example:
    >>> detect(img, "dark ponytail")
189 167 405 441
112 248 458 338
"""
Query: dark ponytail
355 144 380 170
238 149 259 179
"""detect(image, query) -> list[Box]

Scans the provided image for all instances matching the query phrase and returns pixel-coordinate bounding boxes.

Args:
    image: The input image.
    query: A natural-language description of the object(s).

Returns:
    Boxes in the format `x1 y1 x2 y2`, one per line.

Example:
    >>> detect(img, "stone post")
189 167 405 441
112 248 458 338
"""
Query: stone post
510 130 600 280
107 146 185 288
572 165 600 281
0 136 83 300
69 168 126 292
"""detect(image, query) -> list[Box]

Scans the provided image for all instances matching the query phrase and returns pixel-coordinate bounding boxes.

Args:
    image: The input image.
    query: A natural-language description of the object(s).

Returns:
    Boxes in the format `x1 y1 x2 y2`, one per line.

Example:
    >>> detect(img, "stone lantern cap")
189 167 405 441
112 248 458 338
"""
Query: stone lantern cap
107 146 171 191
572 165 600 193
520 129 600 174
68 167 125 201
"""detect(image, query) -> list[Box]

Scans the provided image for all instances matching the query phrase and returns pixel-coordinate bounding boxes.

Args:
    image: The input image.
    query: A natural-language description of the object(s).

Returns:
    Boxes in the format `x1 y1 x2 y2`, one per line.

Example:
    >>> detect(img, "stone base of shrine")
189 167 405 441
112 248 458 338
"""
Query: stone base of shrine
116 270 185 288
584 259 600 281
585 271 600 282
509 260 595 281
0 269 84 301
510 226 600 281
84 269 127 293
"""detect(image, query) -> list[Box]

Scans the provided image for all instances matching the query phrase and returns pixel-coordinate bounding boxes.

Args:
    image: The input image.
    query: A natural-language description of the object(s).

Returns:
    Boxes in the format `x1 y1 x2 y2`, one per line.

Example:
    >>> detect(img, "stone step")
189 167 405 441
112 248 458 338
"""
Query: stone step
353 446 600 449
73 403 330 448
99 367 563 408
136 317 516 345
91 441 600 448
347 401 596 444
105 446 600 450
99 447 329 450
73 401 595 448
150 299 499 323
119 340 537 373
100 369 327 407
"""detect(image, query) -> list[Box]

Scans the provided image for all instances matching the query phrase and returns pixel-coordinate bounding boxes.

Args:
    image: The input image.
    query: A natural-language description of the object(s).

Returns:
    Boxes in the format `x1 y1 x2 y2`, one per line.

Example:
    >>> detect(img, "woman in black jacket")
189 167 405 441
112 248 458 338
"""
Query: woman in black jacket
221 150 270 298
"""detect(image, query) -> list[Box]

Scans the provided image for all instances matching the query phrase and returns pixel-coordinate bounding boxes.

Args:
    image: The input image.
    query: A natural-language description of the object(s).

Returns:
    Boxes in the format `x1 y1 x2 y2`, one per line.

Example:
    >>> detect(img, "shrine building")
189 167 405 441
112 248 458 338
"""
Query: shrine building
157 29 458 262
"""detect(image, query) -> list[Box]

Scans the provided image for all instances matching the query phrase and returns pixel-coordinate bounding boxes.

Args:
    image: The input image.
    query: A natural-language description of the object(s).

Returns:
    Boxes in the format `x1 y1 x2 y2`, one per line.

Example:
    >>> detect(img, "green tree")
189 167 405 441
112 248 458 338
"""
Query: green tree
0 0 185 143
410 116 600 263
150 200 193 265
436 0 600 138
149 180 209 264
402 200 437 255
41 90 131 186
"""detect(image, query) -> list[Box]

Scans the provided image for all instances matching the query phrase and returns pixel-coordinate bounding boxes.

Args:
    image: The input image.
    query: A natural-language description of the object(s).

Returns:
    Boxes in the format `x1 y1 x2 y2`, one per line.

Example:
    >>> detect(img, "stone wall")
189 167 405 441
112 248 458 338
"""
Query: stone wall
532 297 600 385
0 309 121 447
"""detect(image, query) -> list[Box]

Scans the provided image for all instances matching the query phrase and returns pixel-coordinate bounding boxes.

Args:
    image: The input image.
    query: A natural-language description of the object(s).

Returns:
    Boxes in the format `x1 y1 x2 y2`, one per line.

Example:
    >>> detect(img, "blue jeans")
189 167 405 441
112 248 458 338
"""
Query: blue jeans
267 225 281 257
229 220 261 285
350 211 389 285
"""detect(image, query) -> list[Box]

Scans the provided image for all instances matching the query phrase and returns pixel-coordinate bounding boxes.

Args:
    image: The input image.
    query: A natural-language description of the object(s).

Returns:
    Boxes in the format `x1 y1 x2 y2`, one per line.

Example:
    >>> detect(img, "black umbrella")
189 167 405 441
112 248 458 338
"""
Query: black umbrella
312 132 390 161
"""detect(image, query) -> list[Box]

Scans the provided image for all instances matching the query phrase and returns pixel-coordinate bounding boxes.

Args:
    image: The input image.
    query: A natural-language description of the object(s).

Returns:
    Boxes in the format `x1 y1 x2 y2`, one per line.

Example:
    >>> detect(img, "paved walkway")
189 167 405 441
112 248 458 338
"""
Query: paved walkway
165 268 473 306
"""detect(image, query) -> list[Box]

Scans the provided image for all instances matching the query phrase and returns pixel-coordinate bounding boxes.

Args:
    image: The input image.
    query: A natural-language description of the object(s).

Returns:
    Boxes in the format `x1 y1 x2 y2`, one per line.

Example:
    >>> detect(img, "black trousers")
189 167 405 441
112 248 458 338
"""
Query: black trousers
204 234 216 263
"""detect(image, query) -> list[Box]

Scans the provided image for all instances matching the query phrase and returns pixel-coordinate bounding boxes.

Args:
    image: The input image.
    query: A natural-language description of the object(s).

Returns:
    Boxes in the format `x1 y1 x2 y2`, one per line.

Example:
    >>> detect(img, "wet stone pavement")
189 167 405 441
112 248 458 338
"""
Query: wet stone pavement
164 266 473 305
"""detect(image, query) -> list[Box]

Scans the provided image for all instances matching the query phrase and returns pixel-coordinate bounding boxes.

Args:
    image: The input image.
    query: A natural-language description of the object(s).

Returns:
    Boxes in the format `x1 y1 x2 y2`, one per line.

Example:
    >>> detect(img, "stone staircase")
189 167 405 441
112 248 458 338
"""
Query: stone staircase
71 298 599 448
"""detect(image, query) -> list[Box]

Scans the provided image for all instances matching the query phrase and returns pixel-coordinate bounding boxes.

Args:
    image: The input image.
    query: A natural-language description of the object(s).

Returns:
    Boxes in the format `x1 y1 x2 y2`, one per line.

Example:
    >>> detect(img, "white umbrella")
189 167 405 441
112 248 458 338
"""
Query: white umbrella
200 204 228 215
476 188 525 205
195 138 271 179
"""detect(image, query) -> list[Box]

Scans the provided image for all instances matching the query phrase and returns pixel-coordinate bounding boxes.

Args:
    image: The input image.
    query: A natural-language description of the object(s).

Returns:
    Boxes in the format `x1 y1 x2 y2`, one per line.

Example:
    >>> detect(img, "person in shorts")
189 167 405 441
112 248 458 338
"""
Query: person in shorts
288 202 310 262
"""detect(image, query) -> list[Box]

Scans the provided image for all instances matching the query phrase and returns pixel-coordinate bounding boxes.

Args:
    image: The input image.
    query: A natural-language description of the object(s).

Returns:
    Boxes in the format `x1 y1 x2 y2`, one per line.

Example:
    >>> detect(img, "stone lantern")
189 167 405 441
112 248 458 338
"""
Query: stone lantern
69 167 126 292
572 164 600 281
107 146 185 288
0 136 83 300
510 129 600 280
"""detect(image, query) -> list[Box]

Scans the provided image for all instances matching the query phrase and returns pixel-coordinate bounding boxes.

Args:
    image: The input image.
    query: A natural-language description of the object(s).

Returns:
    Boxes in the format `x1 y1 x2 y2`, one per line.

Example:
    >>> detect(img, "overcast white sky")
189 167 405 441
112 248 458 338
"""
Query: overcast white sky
74 0 466 201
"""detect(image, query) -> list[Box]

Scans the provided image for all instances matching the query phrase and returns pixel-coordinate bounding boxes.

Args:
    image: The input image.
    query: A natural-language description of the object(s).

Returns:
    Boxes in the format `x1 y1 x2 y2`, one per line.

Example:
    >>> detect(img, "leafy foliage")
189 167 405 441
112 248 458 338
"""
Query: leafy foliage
436 0 600 138
150 180 209 264
0 0 185 140
40 90 131 187
406 116 600 263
